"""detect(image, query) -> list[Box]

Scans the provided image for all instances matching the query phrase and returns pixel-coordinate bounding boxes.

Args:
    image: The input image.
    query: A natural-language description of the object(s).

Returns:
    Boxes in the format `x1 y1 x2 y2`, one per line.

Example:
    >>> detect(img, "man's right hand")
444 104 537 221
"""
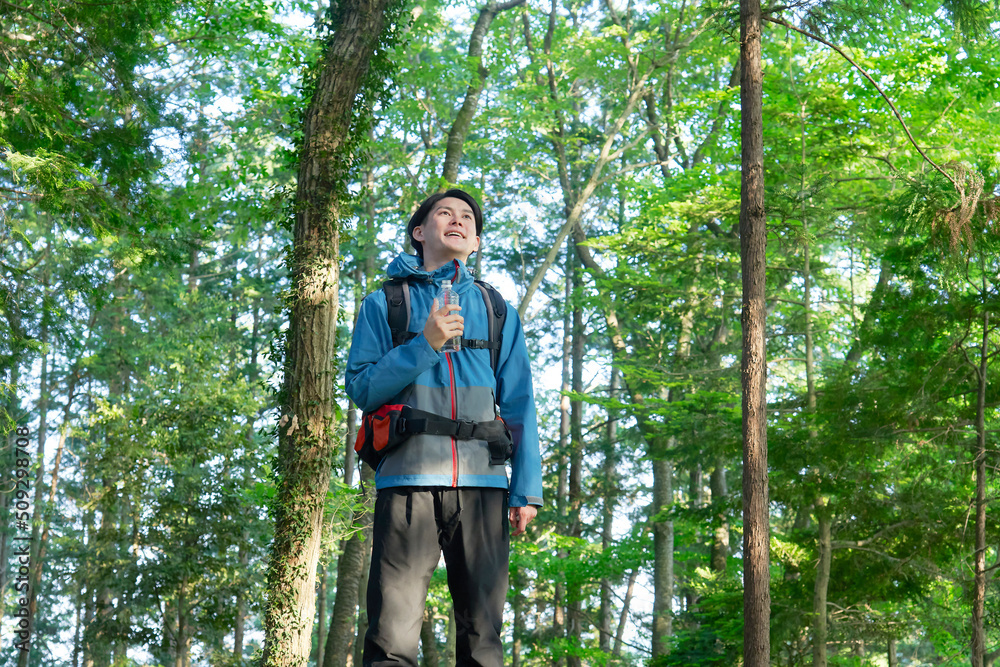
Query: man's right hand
423 299 463 351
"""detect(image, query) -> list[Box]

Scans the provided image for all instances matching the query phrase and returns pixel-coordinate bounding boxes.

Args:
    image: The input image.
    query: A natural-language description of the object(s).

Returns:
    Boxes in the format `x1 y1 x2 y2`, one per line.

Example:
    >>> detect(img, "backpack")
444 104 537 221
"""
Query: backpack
353 277 511 472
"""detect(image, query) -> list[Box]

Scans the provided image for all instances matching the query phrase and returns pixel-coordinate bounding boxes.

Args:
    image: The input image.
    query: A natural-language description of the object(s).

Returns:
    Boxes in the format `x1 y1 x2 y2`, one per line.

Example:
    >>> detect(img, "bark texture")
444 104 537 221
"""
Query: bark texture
262 1 392 663
739 0 770 660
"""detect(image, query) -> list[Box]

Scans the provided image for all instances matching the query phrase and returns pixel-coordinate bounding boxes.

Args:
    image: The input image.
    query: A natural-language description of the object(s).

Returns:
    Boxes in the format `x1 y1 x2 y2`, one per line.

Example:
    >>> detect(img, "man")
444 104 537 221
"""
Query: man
345 189 543 667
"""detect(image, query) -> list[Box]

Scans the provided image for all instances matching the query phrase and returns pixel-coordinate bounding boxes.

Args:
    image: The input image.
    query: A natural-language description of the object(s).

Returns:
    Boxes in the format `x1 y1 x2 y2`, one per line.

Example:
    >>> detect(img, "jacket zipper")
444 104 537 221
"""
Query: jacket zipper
446 259 460 487
445 351 458 487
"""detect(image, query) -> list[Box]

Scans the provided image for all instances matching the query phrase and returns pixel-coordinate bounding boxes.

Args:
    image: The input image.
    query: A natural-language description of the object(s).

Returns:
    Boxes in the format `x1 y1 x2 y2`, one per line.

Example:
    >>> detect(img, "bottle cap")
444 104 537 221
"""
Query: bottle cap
441 280 451 288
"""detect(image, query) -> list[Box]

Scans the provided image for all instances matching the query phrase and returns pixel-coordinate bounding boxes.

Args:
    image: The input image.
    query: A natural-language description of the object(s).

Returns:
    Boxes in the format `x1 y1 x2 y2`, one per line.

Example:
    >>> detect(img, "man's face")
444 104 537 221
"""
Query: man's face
413 196 481 264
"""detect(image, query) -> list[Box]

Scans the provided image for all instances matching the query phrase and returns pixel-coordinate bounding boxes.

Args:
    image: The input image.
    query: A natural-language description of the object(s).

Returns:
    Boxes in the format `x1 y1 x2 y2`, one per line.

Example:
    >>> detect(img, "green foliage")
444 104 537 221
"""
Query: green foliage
2 0 999 662
657 585 744 667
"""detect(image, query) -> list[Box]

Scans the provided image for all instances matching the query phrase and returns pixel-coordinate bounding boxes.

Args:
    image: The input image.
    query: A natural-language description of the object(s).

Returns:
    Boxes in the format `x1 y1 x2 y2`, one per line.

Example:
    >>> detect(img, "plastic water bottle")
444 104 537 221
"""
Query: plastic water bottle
438 280 461 352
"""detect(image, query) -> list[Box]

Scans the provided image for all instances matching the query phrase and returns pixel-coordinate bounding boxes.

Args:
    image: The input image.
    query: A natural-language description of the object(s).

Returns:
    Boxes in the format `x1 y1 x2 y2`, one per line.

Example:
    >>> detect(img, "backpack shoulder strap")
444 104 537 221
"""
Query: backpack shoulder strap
474 280 508 374
383 278 416 347
384 277 506 366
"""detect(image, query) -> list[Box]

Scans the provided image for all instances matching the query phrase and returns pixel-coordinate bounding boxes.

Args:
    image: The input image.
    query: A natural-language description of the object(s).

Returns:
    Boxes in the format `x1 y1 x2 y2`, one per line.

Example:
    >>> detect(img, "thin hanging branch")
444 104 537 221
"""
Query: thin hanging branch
764 15 959 190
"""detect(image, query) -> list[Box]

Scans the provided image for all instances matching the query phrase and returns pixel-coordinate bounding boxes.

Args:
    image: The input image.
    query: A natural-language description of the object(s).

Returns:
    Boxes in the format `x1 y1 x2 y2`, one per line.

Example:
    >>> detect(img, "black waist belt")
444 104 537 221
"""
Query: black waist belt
400 407 513 465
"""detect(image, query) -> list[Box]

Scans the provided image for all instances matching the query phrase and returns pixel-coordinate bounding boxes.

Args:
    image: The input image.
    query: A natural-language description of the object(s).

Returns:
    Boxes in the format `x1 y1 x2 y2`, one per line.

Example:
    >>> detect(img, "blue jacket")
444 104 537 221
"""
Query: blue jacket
345 254 543 508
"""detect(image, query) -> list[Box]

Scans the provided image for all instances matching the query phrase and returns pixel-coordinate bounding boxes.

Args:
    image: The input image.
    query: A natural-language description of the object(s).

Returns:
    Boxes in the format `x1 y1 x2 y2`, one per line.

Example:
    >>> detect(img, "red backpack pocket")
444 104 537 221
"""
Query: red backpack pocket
355 404 409 469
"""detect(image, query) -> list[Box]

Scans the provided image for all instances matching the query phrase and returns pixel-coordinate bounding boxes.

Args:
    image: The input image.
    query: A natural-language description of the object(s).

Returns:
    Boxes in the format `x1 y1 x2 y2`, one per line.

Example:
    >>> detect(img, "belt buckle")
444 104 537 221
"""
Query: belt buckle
455 420 476 439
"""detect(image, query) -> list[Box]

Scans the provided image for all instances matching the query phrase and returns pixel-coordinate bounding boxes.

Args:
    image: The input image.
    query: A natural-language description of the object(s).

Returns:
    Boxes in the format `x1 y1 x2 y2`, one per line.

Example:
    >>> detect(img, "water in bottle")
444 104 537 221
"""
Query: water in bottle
438 280 461 352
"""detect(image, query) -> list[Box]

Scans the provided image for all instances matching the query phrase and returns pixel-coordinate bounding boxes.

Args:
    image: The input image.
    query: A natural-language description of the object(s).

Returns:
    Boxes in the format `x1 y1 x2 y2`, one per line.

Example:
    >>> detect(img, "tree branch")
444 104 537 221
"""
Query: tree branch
440 0 528 186
764 15 959 190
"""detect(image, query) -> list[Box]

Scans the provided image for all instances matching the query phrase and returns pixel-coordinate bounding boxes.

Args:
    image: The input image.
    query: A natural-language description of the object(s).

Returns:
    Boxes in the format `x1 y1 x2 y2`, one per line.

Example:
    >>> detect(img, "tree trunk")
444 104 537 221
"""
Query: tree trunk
651 455 674 657
234 457 252 659
739 0 770 659
322 503 373 667
888 638 897 667
349 245 377 667
812 500 832 667
689 465 703 508
79 510 95 667
352 492 373 667
262 0 393 663
420 608 440 667
316 563 329 666
599 365 619 652
684 464 704 610
971 309 989 667
26 381 74 665
353 187 377 667
613 570 637 657
88 265 130 667
566 255 585 667
83 580 95 667
324 221 379 667
176 577 189 667
803 226 816 415
443 606 457 666
234 472 250 660
89 488 116 667
644 90 672 180
73 582 84 667
512 566 526 667
517 14 657 318
0 253 29 617
235 291 262 662
553 251 572 649
710 461 729 573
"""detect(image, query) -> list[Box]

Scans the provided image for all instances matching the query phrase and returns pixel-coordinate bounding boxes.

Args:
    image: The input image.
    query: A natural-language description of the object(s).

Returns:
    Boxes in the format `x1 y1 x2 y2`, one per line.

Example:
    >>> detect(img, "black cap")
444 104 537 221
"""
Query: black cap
406 189 483 258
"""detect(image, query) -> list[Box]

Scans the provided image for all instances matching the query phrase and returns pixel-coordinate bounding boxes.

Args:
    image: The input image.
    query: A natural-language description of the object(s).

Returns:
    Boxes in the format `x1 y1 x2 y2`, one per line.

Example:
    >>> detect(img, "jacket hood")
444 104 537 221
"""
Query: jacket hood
387 253 475 289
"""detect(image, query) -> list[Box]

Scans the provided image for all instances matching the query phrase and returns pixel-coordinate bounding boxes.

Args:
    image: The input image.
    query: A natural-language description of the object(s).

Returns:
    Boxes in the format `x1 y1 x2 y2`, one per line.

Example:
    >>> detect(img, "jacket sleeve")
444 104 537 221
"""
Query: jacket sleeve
495 307 543 508
345 291 442 412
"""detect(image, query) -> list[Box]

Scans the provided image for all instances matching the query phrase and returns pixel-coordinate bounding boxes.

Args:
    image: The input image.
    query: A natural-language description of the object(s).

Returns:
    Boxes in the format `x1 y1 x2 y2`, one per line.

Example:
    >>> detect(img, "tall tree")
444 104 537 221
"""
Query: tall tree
739 0 771 662
261 0 400 663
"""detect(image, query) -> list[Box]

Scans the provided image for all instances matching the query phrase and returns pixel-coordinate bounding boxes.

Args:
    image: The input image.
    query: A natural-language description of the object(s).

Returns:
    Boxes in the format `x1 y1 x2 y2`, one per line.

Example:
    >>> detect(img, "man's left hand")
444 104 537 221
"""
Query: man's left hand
509 505 537 537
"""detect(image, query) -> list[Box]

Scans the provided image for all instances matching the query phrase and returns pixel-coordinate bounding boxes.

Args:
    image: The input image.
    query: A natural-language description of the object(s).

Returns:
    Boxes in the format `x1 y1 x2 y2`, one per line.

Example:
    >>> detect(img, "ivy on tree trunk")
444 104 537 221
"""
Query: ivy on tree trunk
262 0 397 663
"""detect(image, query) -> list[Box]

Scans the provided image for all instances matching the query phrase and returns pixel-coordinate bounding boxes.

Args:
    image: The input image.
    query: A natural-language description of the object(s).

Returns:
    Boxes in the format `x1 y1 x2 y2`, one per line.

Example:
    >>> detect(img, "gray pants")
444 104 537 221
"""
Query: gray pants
363 487 510 667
